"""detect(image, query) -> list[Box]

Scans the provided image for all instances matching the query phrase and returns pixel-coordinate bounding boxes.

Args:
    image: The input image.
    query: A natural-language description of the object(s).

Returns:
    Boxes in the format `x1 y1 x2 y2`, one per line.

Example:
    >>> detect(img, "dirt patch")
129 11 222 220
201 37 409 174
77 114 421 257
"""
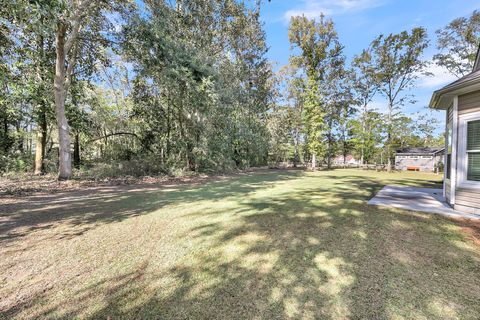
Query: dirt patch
454 218 480 246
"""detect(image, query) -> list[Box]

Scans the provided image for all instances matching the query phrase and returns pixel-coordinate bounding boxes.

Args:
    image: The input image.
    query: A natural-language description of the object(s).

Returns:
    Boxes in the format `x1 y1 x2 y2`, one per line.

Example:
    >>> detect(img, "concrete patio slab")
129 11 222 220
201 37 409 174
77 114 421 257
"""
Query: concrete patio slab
368 185 480 220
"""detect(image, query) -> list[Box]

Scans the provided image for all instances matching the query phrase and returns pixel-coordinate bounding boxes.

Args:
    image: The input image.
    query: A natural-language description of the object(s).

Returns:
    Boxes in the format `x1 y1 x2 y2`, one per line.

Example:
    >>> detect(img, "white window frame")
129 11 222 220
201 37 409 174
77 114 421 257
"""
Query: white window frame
458 110 480 189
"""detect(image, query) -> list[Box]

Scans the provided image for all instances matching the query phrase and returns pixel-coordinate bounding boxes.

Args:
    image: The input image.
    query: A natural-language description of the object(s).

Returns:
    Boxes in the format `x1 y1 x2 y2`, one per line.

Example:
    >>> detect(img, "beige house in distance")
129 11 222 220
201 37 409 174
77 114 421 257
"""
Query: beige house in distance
429 46 480 214
395 147 444 172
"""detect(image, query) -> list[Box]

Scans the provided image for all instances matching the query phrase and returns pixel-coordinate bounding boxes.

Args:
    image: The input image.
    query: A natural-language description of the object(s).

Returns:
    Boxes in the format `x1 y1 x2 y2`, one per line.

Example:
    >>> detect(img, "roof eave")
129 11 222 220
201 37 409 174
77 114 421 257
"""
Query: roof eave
395 148 444 156
429 77 480 110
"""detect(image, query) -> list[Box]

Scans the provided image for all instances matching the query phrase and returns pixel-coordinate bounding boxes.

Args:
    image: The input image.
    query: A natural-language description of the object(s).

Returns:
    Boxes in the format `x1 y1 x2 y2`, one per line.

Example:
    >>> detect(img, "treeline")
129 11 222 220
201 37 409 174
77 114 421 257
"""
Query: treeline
0 2 479 178
1 0 271 179
269 11 479 170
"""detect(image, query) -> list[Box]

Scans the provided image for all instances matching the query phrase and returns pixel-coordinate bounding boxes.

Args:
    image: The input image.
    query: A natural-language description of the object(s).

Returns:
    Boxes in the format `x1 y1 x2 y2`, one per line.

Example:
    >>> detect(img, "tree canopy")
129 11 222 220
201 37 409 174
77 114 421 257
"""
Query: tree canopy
0 3 472 177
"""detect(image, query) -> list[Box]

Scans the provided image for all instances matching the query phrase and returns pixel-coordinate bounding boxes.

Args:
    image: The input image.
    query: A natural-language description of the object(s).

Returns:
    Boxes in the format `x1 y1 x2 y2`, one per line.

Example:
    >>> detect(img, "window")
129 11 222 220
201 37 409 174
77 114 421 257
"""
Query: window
467 120 480 181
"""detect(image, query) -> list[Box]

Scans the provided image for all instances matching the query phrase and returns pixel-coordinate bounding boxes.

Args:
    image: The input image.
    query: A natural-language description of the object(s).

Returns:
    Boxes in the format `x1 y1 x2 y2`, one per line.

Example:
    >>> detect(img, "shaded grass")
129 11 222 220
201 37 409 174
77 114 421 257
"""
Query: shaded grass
1 169 479 319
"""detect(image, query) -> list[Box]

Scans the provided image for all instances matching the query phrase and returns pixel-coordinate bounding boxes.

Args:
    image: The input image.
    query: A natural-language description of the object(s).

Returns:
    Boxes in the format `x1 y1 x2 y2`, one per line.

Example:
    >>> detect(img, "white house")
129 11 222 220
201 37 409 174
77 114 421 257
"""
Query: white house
429 46 480 214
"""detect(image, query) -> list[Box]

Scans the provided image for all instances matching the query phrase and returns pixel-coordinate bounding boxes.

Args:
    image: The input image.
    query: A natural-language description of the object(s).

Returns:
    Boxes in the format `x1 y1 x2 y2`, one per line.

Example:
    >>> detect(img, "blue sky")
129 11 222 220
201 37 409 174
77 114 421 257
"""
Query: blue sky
260 0 479 126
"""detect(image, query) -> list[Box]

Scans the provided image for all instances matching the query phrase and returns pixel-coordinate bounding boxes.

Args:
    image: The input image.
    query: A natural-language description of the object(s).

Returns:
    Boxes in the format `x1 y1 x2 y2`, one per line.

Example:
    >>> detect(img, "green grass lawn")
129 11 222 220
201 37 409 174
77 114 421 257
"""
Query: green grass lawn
1 169 479 319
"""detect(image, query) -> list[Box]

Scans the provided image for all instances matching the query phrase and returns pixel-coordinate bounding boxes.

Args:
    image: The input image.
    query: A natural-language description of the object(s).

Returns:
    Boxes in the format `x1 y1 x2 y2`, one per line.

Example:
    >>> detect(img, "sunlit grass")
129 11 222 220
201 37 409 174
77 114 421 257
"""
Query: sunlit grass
1 169 479 319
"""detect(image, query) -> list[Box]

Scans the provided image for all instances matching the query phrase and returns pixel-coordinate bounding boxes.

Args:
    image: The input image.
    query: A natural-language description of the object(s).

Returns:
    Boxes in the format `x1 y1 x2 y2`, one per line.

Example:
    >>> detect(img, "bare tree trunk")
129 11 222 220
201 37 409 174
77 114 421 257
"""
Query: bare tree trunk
311 153 316 171
34 42 47 175
2 118 7 152
34 110 47 175
16 121 23 153
361 103 367 166
54 22 72 180
386 101 393 172
34 21 46 175
326 126 333 170
293 127 299 167
73 132 80 169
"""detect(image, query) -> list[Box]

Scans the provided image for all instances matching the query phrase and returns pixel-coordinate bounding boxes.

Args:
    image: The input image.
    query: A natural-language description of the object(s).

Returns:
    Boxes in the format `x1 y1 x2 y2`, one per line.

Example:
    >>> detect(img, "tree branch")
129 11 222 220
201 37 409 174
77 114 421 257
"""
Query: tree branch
65 0 94 54
87 132 141 143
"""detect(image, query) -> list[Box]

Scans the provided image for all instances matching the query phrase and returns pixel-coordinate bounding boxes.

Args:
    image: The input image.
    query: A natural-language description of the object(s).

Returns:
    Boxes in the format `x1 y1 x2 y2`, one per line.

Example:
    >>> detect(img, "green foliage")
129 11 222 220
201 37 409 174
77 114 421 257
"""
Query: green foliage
434 10 480 77
370 27 430 167
0 4 476 176
0 0 272 175
121 1 271 171
303 75 324 156
288 15 344 164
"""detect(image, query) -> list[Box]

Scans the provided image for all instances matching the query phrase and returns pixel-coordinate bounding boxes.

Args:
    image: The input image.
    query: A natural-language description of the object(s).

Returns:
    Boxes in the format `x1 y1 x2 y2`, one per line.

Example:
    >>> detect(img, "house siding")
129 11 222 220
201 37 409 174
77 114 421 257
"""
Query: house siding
455 188 480 214
395 156 436 172
453 91 480 213
458 91 480 115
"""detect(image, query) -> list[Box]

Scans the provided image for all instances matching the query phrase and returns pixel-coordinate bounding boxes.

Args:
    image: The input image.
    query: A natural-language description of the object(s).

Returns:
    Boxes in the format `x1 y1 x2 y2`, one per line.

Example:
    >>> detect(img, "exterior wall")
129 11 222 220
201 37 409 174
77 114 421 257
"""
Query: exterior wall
458 91 480 115
434 154 443 168
452 91 480 213
455 188 480 214
445 180 451 203
395 156 436 172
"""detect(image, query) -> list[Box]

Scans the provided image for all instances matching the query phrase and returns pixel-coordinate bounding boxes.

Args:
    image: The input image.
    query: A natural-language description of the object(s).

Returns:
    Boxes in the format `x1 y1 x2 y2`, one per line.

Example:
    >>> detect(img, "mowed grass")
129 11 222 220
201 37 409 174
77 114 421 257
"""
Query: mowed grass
1 169 479 319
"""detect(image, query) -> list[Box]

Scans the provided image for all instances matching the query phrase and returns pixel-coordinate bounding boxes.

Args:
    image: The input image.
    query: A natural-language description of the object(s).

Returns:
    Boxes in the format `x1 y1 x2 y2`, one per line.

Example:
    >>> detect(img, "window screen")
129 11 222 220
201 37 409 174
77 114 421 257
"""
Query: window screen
467 120 480 181
446 118 452 180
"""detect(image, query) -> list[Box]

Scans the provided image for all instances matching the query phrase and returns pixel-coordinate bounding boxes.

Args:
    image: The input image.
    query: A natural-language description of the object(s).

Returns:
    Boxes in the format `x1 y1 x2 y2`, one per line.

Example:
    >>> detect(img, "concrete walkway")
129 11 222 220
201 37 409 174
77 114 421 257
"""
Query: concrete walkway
368 185 480 220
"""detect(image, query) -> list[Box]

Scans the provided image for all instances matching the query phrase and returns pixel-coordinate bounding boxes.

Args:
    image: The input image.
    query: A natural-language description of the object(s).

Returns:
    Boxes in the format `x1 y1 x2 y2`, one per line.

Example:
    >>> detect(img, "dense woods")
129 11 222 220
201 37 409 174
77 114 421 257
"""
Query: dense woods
0 2 479 179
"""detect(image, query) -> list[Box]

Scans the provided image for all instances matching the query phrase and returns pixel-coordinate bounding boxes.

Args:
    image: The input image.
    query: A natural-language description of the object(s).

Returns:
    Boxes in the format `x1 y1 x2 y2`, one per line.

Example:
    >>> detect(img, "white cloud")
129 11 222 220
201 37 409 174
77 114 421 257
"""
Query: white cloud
284 0 384 21
417 63 457 89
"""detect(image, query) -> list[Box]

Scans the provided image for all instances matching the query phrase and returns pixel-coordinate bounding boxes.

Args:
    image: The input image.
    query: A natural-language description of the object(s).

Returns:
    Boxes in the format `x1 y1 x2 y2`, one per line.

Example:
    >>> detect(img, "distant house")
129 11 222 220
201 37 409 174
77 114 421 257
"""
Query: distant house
332 154 360 166
429 44 480 214
395 147 444 172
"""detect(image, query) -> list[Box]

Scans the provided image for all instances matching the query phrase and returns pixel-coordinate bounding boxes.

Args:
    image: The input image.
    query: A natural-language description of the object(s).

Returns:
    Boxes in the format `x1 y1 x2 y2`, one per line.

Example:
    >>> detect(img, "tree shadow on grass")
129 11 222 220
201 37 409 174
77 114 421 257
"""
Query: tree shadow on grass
0 170 303 245
2 172 479 319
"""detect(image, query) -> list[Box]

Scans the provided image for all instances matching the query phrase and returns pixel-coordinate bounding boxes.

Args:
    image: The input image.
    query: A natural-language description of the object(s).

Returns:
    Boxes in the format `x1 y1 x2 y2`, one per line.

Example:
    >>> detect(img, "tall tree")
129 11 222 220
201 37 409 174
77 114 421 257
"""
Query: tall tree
351 47 379 165
321 45 347 169
288 14 342 170
350 110 384 164
122 0 271 171
434 10 480 78
370 28 430 171
281 65 305 166
53 0 128 179
336 83 355 168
